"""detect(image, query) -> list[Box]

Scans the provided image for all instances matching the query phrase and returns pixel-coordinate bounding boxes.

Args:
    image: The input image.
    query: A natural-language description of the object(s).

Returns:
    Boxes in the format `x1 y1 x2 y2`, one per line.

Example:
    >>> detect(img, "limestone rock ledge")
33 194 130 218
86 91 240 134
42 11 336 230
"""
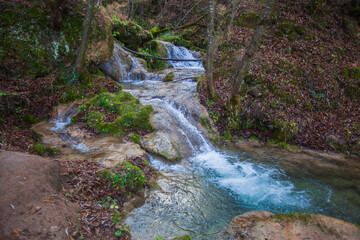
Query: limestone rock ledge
224 210 360 240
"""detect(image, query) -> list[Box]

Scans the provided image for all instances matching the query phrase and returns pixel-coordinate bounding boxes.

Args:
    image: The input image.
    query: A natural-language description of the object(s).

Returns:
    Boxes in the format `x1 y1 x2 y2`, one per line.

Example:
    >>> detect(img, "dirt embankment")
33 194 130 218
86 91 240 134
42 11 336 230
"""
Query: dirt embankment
0 150 79 240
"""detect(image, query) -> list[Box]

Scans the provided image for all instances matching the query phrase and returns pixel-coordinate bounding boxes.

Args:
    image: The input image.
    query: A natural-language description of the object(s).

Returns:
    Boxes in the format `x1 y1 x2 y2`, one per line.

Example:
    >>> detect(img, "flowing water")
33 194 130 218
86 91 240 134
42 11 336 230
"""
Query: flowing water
112 43 360 239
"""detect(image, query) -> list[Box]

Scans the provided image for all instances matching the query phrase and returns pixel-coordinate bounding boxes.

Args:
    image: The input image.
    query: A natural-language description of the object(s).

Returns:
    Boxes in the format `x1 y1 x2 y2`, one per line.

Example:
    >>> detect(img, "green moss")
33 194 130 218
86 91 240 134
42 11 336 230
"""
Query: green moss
249 135 260 141
223 130 234 140
279 23 295 34
344 84 360 100
30 143 60 156
171 235 192 240
200 116 214 135
138 42 166 70
98 169 114 180
78 92 153 136
278 23 308 42
157 33 193 49
22 114 42 125
112 20 153 50
272 120 299 142
130 134 141 145
164 72 174 82
235 12 260 28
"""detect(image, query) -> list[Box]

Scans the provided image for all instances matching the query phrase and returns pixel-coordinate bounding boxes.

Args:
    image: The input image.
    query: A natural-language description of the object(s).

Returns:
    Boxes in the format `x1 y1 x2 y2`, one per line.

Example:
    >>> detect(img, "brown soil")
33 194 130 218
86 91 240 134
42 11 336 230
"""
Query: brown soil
0 150 79 240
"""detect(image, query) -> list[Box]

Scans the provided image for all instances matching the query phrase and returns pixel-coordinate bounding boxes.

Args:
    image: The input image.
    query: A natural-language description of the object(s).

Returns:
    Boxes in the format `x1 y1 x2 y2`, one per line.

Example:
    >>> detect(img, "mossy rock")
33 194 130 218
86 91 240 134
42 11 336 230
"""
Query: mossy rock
0 3 112 78
157 34 193 49
235 12 260 28
138 40 166 70
171 235 192 240
272 120 299 142
130 134 141 145
30 143 60 156
278 23 306 42
164 72 174 82
77 91 154 136
112 20 153 50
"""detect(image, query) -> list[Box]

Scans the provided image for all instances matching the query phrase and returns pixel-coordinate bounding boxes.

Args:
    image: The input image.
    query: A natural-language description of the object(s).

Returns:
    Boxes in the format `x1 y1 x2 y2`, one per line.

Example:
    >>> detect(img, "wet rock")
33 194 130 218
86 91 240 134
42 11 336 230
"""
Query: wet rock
164 72 174 82
141 131 180 162
100 43 148 81
224 211 360 240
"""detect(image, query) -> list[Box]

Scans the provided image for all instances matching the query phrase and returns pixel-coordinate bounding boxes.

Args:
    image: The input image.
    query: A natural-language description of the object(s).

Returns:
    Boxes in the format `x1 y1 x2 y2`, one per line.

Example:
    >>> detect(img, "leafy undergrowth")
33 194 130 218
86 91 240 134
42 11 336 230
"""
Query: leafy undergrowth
74 91 154 137
61 156 157 239
199 0 360 156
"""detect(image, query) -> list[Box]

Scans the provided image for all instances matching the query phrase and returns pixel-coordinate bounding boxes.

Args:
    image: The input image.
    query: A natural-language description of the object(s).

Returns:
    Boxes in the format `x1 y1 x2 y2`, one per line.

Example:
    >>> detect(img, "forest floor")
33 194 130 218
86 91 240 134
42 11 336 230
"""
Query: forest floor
197 0 360 156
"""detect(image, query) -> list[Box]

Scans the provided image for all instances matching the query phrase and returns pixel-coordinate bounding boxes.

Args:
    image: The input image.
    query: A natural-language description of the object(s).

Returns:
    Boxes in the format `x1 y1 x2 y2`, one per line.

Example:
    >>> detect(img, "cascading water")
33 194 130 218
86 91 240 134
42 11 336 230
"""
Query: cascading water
50 106 90 152
116 42 360 239
160 41 204 69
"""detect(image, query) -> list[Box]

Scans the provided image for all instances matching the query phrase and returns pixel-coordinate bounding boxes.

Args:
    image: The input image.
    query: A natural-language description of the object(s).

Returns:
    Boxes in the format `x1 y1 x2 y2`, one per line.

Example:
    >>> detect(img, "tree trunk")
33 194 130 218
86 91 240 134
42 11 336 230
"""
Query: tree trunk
230 0 277 107
228 0 236 36
44 0 64 31
205 0 217 99
74 0 95 73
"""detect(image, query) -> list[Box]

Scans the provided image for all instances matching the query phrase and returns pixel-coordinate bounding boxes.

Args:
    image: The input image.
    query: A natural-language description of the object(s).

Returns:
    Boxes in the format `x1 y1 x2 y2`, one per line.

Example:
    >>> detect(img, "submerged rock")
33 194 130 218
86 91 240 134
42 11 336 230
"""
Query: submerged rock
141 131 180 162
224 211 360 240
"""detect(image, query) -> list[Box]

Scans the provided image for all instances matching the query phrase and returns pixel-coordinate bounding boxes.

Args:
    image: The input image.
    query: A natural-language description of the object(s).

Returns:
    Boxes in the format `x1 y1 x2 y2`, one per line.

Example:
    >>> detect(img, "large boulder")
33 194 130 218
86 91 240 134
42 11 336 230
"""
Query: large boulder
141 131 181 162
111 20 153 50
86 25 114 66
224 211 360 240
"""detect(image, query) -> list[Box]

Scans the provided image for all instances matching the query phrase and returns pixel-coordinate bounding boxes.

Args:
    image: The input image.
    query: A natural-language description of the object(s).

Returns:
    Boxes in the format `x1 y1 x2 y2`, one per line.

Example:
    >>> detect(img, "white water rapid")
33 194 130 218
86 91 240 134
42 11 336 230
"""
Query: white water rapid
111 42 360 239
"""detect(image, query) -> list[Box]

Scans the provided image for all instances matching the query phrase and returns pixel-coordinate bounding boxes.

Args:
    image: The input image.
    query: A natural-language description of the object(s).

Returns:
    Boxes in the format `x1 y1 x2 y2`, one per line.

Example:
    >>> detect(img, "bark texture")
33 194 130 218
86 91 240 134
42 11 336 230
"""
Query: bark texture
205 0 217 99
74 0 95 73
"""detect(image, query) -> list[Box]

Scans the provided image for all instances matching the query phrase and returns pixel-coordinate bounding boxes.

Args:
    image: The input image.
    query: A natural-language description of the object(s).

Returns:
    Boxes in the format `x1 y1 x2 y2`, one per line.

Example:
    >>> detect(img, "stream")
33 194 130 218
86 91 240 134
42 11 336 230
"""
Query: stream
38 42 360 239
117 43 360 239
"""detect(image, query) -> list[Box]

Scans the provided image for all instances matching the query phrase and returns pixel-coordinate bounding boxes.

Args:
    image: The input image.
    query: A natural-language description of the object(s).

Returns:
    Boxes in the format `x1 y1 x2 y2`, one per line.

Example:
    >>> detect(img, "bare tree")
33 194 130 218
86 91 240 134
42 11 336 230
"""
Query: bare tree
44 0 66 31
230 0 277 108
128 0 135 20
74 0 95 72
228 0 237 35
205 0 217 99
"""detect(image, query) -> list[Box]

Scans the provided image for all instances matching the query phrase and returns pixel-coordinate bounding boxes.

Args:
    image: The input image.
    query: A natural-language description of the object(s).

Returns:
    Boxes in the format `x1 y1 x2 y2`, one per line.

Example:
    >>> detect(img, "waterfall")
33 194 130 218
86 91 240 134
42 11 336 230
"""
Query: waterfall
50 106 90 152
160 41 204 69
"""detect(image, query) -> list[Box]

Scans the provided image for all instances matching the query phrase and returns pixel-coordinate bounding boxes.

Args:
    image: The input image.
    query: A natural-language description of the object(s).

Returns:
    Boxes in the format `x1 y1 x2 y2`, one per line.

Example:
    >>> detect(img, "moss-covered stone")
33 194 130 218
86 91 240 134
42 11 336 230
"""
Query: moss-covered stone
130 134 141 145
112 20 153 50
138 40 166 70
164 72 174 82
0 3 112 79
77 91 154 136
277 23 306 42
235 12 260 28
272 120 299 142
